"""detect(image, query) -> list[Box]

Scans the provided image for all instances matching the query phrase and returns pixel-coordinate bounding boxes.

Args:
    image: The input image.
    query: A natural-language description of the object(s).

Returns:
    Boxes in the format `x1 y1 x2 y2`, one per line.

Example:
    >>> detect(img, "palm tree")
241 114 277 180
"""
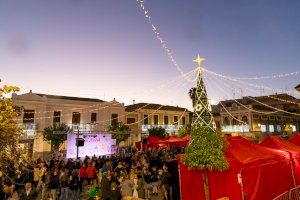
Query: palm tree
189 87 196 106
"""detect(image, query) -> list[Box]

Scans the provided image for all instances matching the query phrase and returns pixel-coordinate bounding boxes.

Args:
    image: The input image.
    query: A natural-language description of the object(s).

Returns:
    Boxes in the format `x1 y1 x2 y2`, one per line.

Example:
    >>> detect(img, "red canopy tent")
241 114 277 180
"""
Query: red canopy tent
135 135 190 150
288 133 300 146
260 135 300 185
178 136 294 200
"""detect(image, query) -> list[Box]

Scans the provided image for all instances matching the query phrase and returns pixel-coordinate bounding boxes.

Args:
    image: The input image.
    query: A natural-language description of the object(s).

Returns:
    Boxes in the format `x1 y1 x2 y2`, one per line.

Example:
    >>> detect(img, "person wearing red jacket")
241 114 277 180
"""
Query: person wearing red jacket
86 162 97 184
79 163 87 191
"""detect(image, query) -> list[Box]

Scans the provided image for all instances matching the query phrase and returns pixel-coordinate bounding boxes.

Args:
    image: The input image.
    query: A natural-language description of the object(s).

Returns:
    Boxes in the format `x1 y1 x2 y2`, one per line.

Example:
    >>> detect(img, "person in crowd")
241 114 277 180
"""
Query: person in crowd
161 165 172 200
150 166 159 195
79 162 87 192
86 162 97 185
19 182 37 200
120 174 133 199
49 168 59 200
59 168 69 200
143 166 152 199
109 181 121 200
89 179 100 200
69 170 80 200
41 169 51 200
0 145 183 200
100 172 110 200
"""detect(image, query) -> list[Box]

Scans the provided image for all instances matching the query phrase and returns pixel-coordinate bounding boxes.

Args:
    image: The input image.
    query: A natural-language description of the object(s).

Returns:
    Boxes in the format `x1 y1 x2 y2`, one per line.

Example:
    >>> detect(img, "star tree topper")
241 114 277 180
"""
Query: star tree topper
193 54 205 67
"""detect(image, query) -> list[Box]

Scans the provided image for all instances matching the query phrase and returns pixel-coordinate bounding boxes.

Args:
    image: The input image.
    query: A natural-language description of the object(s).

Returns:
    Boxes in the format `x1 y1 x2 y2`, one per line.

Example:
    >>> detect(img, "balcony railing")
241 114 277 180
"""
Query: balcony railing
68 124 95 132
221 125 250 133
18 123 37 139
141 124 182 133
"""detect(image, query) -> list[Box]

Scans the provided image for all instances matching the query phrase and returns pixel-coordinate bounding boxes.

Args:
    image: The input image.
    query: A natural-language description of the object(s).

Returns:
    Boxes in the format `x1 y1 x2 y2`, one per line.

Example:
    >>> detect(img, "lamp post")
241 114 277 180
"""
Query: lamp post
76 128 80 159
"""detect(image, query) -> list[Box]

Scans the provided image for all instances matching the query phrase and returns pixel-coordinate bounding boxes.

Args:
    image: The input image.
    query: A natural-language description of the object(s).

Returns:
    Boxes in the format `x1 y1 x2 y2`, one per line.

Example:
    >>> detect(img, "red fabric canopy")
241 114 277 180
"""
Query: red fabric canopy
178 136 294 200
135 135 190 149
288 133 300 146
260 136 300 185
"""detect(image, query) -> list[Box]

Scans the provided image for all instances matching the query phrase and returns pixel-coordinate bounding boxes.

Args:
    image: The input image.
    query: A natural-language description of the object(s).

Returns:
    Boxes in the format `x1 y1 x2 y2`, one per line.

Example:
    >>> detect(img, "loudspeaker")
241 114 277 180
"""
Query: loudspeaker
142 138 147 144
76 138 85 147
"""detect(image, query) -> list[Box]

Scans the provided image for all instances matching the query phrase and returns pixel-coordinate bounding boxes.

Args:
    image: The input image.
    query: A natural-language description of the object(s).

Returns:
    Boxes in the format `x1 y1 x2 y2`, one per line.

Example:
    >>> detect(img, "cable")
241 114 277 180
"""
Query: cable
135 0 195 82
18 67 198 115
207 74 279 115
227 71 299 80
203 67 300 105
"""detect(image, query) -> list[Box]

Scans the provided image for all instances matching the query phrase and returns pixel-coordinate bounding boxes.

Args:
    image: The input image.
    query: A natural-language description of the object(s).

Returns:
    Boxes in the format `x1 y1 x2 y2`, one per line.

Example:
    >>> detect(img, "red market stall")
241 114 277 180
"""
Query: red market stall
288 133 300 146
135 135 190 150
260 136 300 185
178 136 294 200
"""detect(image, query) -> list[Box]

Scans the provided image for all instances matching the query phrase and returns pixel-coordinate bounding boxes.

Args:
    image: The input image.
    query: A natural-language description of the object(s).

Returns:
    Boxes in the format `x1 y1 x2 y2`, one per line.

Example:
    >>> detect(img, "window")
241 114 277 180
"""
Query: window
269 116 275 120
164 116 169 125
232 116 239 125
182 116 186 125
223 117 230 126
23 109 34 123
260 125 267 132
111 114 118 126
241 116 248 124
269 125 274 132
91 113 97 123
53 111 61 124
143 115 149 125
72 112 81 124
276 125 282 132
154 115 159 125
127 118 135 124
174 116 178 125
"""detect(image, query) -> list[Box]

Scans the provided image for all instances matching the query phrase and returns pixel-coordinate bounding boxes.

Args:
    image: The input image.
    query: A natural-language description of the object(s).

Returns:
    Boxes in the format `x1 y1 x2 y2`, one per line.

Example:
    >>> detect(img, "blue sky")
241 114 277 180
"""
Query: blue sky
0 0 299 109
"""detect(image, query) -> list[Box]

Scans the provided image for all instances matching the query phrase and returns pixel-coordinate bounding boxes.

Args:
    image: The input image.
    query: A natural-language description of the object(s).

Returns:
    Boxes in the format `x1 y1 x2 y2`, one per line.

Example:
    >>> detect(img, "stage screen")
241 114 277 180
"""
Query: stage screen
66 133 116 158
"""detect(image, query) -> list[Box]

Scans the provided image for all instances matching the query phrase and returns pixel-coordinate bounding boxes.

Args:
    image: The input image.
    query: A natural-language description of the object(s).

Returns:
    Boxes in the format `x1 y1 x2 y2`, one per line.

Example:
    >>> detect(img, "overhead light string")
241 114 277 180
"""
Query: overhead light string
135 0 196 83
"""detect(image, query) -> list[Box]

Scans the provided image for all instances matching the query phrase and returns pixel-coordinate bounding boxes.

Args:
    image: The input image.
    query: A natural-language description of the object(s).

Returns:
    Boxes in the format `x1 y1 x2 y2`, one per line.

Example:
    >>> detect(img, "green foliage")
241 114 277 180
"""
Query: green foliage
147 126 167 139
183 126 229 171
188 87 196 106
178 124 191 138
43 123 70 151
108 122 130 145
0 84 24 164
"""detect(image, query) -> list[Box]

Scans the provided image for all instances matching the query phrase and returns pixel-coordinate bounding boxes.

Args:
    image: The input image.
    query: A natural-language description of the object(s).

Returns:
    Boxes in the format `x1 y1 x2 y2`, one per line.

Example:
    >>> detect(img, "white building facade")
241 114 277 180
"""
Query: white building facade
12 91 125 158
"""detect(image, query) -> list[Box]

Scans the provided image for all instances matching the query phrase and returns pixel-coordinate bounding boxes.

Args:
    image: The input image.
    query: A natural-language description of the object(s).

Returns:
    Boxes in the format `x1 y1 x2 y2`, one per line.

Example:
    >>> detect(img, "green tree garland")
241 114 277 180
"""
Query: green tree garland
182 125 228 170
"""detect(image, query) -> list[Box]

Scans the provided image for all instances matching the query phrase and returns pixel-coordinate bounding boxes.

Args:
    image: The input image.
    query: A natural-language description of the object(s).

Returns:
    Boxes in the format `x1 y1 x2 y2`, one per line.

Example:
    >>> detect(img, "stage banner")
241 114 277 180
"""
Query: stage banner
66 133 115 158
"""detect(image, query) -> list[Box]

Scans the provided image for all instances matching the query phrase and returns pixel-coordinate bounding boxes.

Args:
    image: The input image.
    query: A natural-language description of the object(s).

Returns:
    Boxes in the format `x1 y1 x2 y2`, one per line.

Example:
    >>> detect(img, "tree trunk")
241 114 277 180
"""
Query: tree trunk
202 170 210 200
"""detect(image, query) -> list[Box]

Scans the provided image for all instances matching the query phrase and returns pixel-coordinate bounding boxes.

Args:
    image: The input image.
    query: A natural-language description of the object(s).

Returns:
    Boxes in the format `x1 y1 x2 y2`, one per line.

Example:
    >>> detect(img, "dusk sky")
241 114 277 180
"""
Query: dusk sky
1 0 299 109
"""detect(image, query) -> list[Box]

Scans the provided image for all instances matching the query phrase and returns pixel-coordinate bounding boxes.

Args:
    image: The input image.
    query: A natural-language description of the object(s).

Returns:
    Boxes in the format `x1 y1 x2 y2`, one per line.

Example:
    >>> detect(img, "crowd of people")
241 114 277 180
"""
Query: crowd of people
0 146 184 200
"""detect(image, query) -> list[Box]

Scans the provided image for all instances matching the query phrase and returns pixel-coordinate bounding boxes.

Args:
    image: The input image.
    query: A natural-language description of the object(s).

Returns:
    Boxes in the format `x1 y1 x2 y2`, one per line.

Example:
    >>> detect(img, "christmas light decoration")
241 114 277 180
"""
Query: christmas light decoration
228 71 299 80
191 55 216 132
135 0 195 82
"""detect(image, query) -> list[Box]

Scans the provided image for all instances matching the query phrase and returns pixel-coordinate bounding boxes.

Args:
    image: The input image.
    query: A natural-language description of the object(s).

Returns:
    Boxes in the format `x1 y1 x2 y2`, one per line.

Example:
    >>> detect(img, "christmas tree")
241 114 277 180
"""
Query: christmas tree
183 55 228 170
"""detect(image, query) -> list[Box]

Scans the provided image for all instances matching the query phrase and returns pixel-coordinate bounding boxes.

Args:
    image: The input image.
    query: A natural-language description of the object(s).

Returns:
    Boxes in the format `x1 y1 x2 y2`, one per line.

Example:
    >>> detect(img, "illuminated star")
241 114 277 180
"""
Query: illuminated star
193 55 205 66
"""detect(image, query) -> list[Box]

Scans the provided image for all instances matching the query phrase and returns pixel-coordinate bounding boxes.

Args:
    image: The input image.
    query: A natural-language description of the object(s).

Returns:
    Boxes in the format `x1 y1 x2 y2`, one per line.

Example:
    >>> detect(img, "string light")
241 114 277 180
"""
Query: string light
18 67 197 115
202 67 300 103
206 74 279 115
17 73 193 122
135 0 195 82
228 71 300 80
205 73 300 118
206 71 300 106
219 102 246 124
245 96 300 117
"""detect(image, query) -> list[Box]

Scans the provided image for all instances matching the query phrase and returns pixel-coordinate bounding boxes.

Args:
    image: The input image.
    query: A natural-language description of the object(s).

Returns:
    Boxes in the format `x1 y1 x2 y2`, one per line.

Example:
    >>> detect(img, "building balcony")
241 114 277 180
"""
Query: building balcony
141 124 182 133
68 123 96 132
18 123 37 140
221 124 250 133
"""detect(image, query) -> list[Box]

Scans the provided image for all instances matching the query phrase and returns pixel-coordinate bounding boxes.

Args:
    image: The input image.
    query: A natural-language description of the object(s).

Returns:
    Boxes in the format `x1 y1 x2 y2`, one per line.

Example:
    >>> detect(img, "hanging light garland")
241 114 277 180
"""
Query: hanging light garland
206 74 279 115
135 0 196 83
227 71 299 80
